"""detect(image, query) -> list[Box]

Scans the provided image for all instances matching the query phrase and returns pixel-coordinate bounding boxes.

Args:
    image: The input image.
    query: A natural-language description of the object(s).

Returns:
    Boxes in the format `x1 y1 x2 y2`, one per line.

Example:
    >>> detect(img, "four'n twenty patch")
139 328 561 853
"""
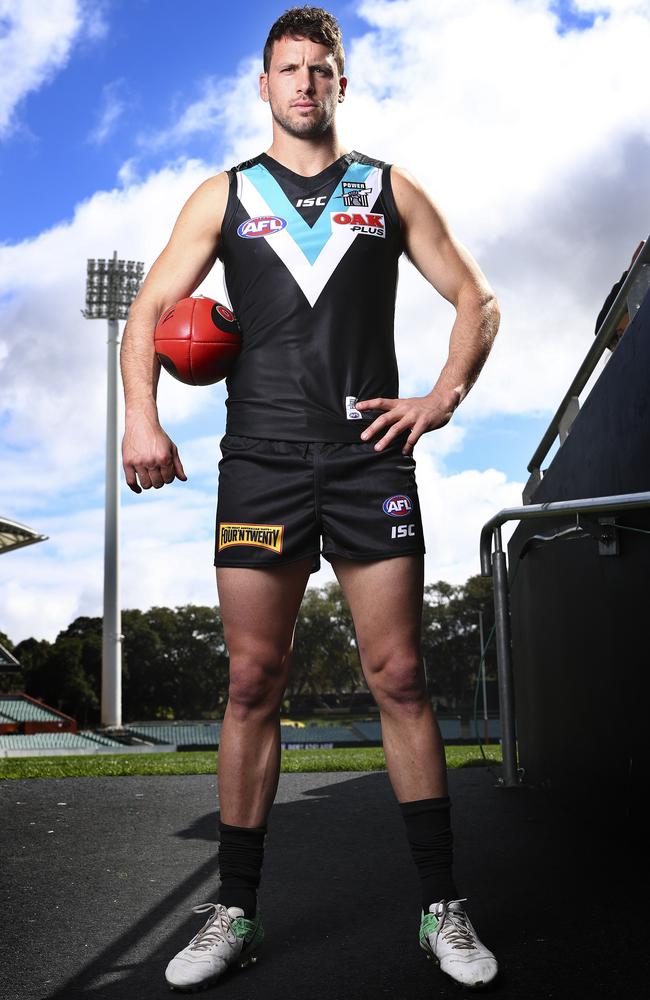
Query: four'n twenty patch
218 522 284 553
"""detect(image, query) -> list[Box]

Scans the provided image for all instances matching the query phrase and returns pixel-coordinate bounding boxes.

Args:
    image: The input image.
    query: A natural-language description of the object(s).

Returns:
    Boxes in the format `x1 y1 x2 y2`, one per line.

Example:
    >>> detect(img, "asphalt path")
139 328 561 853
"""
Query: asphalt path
0 766 643 1000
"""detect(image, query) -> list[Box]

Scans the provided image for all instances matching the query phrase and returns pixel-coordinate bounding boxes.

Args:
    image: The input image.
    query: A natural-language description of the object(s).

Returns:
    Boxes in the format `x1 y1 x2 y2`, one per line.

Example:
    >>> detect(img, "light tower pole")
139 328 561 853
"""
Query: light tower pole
82 252 144 729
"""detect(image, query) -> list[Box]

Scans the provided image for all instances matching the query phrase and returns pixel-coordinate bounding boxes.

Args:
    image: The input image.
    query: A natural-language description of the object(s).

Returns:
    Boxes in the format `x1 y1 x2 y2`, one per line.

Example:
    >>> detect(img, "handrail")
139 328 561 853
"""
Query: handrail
478 489 650 787
525 237 650 497
480 490 650 576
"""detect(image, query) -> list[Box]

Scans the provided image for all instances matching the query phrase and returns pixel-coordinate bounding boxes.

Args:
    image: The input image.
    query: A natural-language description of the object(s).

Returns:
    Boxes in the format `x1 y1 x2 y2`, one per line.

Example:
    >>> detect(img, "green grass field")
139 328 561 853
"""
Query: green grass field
0 745 502 780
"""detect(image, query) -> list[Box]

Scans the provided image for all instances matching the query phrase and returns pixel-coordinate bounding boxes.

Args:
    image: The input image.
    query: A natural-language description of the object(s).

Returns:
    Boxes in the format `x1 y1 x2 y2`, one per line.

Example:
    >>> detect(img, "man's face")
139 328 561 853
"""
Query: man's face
259 34 347 140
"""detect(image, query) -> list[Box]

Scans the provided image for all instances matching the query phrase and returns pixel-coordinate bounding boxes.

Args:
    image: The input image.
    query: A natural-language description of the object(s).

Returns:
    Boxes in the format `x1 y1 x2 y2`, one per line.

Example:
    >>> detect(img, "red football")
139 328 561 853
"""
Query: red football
154 296 241 386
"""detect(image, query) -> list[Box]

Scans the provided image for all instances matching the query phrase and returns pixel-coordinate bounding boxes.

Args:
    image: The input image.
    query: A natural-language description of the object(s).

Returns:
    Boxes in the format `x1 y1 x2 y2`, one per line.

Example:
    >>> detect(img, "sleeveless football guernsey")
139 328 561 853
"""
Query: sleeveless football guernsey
218 150 403 442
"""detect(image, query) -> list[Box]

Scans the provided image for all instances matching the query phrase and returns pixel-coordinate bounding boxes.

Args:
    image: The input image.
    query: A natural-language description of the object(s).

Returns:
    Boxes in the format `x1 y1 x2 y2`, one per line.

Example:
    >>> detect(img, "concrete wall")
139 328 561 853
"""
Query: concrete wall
507 293 650 801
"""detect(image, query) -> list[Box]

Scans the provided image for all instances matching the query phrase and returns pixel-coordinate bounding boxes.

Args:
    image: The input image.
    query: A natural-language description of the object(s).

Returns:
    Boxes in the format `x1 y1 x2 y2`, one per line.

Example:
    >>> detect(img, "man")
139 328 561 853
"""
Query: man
121 5 500 992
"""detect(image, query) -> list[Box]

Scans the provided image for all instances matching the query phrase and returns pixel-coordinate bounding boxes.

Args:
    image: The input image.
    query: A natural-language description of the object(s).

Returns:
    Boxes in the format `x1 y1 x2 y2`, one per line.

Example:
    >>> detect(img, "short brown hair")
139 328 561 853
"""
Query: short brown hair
263 6 345 76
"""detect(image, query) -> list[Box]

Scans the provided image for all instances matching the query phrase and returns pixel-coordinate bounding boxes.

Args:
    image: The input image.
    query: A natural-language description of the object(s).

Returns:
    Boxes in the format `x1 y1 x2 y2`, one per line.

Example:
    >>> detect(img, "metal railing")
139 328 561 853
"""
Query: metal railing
479 490 650 787
523 237 650 503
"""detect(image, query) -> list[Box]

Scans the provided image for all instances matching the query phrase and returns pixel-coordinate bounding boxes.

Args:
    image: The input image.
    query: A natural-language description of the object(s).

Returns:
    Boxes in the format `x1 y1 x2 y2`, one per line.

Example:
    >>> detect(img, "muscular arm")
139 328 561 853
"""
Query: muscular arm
355 165 500 453
121 171 229 492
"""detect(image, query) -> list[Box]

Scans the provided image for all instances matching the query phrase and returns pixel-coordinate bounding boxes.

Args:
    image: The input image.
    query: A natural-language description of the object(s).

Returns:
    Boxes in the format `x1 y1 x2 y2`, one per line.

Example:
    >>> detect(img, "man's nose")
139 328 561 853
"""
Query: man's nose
296 67 315 94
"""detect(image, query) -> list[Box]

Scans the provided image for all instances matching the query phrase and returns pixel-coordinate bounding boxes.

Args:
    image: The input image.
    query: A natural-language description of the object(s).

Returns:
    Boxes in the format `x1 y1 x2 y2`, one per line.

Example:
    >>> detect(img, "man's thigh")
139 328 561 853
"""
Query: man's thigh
329 552 425 671
216 557 313 664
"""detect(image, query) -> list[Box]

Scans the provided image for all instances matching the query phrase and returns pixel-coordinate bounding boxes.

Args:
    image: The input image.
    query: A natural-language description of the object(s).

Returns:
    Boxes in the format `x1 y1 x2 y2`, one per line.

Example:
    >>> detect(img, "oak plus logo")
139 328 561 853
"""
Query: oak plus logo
237 216 287 239
331 211 385 238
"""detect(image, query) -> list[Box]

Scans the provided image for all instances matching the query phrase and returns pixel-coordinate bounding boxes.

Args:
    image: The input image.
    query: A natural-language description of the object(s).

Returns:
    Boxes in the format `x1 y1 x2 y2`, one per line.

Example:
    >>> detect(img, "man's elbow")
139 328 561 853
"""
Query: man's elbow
128 287 170 327
459 281 500 325
459 285 500 356
484 290 500 336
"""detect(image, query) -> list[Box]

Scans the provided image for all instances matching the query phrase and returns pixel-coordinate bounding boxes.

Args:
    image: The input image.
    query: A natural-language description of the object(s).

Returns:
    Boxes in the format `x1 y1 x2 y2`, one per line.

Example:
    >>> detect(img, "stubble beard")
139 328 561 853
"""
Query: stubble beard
268 93 337 140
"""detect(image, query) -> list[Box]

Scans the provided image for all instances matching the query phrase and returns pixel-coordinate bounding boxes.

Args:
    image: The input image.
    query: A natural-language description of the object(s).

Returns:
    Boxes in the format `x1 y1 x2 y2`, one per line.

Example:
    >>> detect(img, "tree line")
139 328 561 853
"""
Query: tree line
0 576 495 725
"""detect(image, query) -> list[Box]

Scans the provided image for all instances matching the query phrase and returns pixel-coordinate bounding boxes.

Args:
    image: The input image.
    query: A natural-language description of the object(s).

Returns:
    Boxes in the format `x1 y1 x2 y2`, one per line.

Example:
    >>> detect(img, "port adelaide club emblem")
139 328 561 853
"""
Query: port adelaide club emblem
342 180 372 207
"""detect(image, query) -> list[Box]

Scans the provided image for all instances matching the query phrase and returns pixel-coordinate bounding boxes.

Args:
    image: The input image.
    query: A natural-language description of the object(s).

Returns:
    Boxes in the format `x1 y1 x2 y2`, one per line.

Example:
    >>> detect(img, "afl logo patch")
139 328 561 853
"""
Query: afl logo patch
382 494 413 517
237 216 287 238
215 304 234 322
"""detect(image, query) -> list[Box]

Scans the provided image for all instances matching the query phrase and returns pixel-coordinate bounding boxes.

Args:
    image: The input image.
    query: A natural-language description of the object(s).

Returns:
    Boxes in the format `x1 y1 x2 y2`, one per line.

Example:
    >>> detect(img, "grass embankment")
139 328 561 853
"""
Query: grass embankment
0 745 502 780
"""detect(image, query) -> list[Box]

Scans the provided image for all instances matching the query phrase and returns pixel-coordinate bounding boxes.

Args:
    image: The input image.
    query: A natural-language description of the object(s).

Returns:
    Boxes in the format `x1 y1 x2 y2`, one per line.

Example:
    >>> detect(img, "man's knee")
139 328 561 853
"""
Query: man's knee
227 645 290 717
366 653 428 709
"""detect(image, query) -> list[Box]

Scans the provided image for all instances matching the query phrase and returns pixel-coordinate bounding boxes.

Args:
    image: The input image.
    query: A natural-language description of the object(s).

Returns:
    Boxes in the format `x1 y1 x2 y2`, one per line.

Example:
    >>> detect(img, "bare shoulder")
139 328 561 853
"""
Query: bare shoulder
182 170 229 215
390 164 432 201
389 163 422 195
169 170 230 242
200 170 230 196
389 164 449 235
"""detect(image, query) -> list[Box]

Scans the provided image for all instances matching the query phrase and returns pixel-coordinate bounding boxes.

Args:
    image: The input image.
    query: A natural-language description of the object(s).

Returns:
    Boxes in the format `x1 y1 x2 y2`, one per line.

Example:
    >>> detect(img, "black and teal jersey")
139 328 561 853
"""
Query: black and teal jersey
219 149 404 441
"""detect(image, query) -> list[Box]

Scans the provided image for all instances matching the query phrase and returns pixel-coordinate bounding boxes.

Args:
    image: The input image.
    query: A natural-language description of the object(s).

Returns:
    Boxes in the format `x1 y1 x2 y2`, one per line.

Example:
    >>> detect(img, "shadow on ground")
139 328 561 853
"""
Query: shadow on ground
0 766 643 1000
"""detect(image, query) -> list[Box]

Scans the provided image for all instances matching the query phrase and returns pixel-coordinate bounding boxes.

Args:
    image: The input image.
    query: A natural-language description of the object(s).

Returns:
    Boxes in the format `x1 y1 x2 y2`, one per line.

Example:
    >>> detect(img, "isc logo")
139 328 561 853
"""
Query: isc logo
296 196 327 207
391 524 416 539
382 494 413 517
237 216 287 238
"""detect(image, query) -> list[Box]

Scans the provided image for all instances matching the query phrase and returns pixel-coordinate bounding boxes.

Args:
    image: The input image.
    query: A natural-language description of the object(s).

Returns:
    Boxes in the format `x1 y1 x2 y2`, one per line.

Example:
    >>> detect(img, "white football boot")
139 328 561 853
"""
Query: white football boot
165 901 263 992
419 897 498 988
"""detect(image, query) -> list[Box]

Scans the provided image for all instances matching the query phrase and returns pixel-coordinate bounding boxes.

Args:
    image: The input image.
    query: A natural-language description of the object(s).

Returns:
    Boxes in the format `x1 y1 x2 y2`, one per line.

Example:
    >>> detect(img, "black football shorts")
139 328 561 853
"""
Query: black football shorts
214 429 426 573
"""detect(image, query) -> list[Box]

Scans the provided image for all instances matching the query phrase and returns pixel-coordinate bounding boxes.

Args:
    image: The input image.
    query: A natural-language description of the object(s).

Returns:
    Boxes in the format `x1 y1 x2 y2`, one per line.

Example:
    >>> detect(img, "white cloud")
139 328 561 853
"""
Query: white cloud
0 487 220 642
137 56 271 159
344 0 650 416
2 0 650 643
0 158 231 518
0 0 103 139
575 0 650 11
87 78 127 145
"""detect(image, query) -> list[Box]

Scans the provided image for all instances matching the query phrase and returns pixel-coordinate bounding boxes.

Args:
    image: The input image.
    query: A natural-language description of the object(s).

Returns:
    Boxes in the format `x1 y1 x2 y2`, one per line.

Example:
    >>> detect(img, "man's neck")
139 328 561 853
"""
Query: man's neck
265 132 349 177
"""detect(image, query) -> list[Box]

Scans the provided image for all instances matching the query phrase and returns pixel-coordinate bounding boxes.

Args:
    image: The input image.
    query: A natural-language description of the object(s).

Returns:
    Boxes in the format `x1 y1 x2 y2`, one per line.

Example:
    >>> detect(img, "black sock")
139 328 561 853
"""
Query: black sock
399 796 458 912
217 820 267 918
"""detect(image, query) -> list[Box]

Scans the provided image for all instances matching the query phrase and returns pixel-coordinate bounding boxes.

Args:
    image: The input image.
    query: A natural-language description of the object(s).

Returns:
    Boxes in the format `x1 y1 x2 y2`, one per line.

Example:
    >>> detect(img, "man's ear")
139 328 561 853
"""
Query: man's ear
338 75 348 103
259 72 269 103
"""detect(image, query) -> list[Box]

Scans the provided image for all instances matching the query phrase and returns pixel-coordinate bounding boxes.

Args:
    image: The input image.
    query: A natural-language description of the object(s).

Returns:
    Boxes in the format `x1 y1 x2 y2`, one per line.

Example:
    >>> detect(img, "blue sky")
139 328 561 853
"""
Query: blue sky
1 1 369 242
551 0 600 32
1 0 601 243
1 0 648 641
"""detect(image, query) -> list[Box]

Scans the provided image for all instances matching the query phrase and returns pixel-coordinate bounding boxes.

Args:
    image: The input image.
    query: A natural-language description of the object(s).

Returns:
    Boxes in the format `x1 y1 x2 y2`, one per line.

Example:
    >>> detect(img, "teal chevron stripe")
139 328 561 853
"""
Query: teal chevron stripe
242 161 375 265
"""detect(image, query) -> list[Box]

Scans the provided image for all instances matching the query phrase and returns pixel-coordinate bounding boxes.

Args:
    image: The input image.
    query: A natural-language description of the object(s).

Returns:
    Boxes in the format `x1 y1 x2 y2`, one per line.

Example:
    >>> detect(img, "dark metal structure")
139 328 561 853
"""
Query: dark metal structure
481 249 650 799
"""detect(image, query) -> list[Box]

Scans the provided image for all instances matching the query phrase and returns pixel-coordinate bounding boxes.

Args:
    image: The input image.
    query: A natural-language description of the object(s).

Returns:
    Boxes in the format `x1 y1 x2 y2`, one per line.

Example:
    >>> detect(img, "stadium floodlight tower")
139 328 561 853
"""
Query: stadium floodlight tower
82 251 144 729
